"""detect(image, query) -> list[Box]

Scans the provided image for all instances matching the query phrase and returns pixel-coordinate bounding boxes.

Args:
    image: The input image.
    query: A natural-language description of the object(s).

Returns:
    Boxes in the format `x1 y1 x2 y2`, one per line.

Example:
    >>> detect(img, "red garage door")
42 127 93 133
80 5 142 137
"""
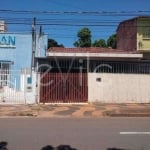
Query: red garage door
40 73 88 103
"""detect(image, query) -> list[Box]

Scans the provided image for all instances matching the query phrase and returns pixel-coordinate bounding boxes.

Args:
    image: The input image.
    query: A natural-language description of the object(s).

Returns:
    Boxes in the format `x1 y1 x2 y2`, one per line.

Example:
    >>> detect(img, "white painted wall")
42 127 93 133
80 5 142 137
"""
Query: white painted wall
20 71 37 104
88 73 150 103
25 71 37 104
47 52 143 58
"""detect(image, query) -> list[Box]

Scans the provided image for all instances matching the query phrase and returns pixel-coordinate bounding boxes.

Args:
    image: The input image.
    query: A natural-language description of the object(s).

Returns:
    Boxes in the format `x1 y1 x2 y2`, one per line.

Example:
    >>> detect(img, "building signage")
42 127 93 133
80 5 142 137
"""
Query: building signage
0 35 16 48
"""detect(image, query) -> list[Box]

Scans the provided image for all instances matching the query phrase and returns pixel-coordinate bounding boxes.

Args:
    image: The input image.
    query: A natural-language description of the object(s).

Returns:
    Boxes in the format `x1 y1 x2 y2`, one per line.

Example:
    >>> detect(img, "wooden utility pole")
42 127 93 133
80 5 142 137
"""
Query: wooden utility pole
37 26 42 57
31 17 36 71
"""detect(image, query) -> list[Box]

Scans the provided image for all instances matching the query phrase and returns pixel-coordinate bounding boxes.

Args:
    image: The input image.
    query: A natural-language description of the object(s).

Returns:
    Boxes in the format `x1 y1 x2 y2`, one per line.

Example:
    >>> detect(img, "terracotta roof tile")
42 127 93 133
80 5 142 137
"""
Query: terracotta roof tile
48 47 140 54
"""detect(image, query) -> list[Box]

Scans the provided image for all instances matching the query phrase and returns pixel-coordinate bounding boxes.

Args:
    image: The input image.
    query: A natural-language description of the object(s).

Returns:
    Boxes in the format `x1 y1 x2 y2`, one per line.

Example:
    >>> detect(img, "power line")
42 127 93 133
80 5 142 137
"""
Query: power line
0 9 149 46
0 9 150 16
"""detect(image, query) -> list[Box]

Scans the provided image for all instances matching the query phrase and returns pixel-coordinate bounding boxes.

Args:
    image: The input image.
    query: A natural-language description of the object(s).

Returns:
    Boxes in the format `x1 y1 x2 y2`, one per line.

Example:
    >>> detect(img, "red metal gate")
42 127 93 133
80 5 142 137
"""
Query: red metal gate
40 73 88 103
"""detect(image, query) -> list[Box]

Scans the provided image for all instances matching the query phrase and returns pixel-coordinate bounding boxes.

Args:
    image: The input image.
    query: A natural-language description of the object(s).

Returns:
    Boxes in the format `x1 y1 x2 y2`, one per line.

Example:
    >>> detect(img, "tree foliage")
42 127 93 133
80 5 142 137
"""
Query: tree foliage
107 34 117 49
92 39 107 47
48 39 64 48
74 27 117 49
74 27 92 47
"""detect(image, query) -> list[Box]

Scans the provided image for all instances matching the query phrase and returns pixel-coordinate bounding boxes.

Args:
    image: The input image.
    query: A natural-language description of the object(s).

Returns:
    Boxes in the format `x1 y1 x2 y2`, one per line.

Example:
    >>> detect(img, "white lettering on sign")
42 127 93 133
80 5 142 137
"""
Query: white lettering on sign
0 35 16 48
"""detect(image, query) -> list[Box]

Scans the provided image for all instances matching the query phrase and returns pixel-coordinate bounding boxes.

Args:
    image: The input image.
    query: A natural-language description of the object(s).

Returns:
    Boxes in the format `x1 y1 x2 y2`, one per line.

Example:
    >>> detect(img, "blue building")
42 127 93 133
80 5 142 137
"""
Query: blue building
0 32 48 104
0 33 48 71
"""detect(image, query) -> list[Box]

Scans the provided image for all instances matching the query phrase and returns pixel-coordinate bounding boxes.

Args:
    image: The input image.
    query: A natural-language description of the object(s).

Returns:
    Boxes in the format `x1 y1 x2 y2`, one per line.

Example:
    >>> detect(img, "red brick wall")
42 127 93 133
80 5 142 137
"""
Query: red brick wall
117 19 137 51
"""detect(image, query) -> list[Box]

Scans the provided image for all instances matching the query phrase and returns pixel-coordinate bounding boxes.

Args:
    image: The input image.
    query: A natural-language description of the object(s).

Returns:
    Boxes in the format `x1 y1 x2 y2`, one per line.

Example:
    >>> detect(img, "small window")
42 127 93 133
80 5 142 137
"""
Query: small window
27 77 32 84
0 62 10 87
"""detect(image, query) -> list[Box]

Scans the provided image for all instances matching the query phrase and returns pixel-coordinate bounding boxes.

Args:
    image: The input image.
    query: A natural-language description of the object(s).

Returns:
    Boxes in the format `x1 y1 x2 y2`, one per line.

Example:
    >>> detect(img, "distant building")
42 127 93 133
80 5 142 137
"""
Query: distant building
117 16 150 52
0 21 7 32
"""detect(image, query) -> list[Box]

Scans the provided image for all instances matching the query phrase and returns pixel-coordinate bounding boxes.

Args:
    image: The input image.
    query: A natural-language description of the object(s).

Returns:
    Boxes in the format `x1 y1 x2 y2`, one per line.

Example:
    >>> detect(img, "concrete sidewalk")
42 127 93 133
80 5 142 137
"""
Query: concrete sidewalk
0 103 150 118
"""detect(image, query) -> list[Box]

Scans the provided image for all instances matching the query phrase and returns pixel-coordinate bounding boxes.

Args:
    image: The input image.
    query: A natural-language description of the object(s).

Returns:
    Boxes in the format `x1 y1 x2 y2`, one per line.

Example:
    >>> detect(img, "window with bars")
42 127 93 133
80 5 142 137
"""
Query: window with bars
89 60 150 74
37 58 150 74
0 62 10 87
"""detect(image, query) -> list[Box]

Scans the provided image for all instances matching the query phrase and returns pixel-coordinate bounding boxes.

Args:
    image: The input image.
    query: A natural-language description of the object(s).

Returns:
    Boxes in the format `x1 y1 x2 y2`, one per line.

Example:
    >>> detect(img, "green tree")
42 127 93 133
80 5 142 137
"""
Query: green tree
92 39 107 47
107 34 117 49
74 27 92 47
48 39 64 48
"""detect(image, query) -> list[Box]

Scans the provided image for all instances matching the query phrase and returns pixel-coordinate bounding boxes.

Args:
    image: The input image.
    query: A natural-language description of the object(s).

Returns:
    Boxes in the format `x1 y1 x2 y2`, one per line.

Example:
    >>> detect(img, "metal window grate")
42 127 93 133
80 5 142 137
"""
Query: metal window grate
37 59 150 74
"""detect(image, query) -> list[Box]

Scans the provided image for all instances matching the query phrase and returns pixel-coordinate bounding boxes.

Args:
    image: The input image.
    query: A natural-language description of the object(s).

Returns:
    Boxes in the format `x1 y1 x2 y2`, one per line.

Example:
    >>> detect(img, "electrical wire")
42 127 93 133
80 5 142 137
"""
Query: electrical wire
0 9 150 43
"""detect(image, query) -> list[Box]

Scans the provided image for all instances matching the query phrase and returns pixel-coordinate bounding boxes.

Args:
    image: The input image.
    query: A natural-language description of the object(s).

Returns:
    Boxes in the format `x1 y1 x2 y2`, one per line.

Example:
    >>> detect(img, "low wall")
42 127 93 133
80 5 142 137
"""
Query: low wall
88 73 150 103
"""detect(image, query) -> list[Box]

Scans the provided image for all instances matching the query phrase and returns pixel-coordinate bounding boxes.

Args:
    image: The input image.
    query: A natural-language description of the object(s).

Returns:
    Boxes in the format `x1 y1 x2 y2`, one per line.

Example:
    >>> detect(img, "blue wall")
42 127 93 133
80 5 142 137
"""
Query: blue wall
0 33 48 70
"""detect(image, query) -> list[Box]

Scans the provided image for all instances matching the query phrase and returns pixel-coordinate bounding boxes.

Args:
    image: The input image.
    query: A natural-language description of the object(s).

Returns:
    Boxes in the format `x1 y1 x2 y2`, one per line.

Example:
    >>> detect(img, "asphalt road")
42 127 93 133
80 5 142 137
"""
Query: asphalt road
0 118 150 150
